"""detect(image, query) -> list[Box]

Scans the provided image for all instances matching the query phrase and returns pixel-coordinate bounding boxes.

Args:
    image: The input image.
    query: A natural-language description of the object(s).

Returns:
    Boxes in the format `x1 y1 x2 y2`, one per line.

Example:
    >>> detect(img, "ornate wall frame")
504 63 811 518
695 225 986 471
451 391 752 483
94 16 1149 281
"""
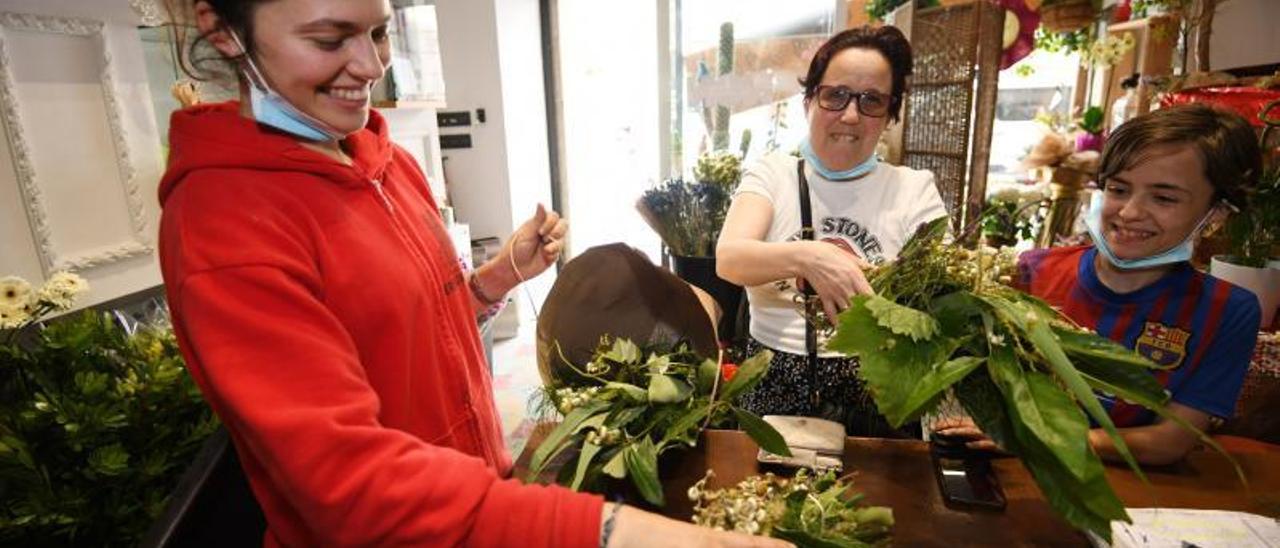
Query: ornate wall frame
0 11 153 275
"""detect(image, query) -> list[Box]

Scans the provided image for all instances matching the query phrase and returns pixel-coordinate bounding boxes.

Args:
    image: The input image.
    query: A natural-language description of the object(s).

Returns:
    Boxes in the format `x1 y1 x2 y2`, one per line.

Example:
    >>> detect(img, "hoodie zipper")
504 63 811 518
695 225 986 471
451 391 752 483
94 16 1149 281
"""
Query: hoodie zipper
370 178 395 213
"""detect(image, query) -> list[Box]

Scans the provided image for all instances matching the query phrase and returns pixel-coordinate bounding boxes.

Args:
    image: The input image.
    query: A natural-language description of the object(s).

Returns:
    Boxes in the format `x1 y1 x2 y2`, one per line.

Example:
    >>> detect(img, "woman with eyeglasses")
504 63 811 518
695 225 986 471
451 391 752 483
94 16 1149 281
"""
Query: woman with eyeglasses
934 104 1263 465
716 26 947 437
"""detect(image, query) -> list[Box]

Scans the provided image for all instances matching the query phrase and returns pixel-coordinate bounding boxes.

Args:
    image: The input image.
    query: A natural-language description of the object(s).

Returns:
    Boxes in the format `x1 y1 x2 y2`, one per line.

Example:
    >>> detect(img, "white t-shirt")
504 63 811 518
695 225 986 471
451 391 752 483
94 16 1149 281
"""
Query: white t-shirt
734 151 948 356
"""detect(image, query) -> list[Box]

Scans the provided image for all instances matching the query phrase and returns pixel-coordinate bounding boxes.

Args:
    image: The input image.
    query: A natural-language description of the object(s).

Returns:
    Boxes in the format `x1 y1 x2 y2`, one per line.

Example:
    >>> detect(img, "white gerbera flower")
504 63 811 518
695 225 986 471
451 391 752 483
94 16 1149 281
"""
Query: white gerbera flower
0 276 34 312
37 271 88 310
0 301 32 329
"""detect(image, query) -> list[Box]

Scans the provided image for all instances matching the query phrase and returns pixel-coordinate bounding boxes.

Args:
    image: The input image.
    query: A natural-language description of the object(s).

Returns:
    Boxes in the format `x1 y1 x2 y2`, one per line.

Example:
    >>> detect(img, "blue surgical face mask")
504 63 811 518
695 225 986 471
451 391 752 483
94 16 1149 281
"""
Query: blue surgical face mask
800 138 879 181
228 32 346 142
1084 190 1215 270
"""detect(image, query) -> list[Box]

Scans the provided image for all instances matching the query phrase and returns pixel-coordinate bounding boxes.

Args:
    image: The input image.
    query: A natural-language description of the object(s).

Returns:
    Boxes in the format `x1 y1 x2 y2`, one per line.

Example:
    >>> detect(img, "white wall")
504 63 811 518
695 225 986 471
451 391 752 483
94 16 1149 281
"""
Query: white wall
1208 0 1280 72
494 0 553 231
0 0 165 309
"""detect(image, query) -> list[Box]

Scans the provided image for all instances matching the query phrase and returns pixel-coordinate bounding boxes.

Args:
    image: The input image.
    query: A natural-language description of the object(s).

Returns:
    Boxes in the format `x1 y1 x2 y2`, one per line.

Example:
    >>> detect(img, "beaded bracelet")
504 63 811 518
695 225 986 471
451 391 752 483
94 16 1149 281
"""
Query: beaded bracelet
467 270 502 306
600 501 623 548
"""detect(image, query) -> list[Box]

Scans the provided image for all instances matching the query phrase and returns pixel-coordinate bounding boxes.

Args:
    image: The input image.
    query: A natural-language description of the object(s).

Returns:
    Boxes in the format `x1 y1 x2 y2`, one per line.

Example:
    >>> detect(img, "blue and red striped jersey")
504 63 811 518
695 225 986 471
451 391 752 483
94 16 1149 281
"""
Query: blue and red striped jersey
1017 245 1260 427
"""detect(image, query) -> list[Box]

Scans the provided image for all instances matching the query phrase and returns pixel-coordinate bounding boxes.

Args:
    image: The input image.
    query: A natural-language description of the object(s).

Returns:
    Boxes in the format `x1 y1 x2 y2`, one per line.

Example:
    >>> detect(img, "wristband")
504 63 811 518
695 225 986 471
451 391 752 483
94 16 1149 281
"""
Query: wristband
600 501 623 548
468 270 502 306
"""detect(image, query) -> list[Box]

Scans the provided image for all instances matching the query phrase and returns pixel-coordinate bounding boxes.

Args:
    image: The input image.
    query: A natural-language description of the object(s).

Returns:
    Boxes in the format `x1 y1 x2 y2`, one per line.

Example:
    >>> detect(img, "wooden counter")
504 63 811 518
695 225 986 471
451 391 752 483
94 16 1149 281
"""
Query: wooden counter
514 428 1280 546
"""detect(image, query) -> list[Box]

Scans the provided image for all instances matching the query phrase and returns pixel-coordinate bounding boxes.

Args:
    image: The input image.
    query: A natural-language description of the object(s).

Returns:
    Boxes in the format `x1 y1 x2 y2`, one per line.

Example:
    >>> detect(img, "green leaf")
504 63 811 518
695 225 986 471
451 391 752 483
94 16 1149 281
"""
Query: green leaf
602 448 627 479
718 349 773 402
829 296 961 426
987 345 1091 482
978 294 1148 485
864 295 941 342
88 444 130 477
897 355 985 422
1016 425 1128 541
695 358 720 393
929 291 986 337
526 400 609 481
647 374 692 403
773 528 868 548
661 402 714 447
733 407 791 457
624 438 664 506
570 442 603 490
605 338 642 364
955 367 1019 454
606 382 648 403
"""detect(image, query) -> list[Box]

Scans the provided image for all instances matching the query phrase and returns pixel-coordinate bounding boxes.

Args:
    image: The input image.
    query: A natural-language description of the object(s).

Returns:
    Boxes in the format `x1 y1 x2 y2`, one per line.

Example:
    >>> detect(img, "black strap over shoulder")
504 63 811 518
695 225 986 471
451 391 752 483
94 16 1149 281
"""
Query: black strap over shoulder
797 159 819 408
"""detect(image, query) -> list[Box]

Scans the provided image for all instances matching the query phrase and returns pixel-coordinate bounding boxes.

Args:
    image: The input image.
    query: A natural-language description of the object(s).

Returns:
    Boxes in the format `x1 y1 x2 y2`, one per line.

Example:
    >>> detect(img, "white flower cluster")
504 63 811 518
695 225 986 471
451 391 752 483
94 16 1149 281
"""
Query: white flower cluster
1081 33 1136 67
0 271 88 329
583 426 623 446
554 386 601 414
585 359 610 375
689 470 795 535
942 245 1019 288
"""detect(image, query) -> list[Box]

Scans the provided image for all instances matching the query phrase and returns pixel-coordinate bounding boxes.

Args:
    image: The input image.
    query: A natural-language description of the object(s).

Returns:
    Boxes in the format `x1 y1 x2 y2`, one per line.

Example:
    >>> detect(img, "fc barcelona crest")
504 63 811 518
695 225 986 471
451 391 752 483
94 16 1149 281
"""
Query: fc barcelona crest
1135 321 1190 367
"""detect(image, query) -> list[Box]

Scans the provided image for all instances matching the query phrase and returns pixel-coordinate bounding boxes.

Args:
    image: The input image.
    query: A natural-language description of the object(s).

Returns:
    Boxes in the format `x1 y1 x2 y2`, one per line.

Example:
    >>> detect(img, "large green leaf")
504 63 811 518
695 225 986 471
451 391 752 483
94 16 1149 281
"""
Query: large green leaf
978 295 1148 485
864 295 941 342
897 355 985 423
954 371 1019 453
1054 326 1166 373
661 401 715 447
602 447 627 479
647 374 692 403
1016 423 1129 541
606 382 648 403
718 349 773 403
986 344 1091 481
773 528 871 548
525 400 609 481
624 437 664 506
571 442 603 489
829 296 962 426
733 407 791 457
604 338 642 364
929 291 986 338
696 357 721 394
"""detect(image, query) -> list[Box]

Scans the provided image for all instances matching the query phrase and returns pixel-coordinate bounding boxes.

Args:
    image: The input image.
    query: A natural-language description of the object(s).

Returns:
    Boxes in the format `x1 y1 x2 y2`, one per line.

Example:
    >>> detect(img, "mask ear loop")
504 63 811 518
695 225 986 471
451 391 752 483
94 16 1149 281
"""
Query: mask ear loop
225 30 269 92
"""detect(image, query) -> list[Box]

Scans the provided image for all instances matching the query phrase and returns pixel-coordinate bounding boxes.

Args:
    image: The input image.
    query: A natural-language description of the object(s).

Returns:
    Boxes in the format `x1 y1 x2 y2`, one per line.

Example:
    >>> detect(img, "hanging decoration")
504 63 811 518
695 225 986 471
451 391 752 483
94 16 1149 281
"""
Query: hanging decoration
998 0 1040 69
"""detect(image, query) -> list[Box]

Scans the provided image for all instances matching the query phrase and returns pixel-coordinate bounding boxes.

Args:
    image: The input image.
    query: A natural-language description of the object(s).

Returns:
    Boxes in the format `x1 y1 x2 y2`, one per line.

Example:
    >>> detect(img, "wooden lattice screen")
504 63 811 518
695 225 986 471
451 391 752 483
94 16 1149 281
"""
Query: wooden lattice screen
888 1 1003 233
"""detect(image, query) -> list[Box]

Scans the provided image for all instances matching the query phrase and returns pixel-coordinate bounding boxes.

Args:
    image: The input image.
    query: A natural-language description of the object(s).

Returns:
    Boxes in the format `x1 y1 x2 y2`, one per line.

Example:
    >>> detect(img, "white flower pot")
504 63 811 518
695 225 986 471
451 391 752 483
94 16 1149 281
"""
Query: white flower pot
1210 256 1280 330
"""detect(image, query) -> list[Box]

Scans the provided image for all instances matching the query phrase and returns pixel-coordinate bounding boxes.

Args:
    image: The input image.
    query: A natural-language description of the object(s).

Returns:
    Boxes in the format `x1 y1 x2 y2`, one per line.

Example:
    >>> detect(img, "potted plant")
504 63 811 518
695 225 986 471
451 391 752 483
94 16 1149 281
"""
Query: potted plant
0 273 218 545
637 151 744 340
1039 0 1100 33
1074 105 1106 152
980 187 1045 248
1210 163 1280 329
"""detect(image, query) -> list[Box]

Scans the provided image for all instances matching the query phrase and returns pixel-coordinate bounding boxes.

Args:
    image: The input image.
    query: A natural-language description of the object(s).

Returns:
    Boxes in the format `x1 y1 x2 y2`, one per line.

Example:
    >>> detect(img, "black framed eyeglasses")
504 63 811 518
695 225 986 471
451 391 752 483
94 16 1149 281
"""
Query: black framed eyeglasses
814 85 893 118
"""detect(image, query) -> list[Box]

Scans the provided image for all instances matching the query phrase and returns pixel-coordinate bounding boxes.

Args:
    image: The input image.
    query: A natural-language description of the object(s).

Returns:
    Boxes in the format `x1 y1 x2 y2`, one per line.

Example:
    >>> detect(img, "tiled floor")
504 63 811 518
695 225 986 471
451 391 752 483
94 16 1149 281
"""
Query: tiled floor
489 276 555 458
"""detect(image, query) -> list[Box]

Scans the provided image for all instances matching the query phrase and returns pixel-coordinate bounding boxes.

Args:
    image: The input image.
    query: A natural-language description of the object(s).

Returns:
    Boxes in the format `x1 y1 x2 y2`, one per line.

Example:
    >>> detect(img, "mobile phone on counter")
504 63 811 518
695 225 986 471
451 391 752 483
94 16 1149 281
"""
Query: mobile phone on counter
932 453 1006 510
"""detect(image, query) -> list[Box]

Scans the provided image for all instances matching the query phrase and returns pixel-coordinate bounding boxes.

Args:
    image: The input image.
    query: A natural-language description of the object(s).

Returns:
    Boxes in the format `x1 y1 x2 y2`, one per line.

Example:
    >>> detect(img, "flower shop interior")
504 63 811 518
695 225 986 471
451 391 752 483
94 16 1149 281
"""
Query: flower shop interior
1 0 1279 545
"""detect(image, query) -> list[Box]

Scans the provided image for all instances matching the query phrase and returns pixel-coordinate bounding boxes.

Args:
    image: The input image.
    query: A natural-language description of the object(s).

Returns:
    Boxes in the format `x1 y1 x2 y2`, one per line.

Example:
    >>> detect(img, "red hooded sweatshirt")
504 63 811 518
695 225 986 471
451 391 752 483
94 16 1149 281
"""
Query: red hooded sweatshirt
158 102 602 547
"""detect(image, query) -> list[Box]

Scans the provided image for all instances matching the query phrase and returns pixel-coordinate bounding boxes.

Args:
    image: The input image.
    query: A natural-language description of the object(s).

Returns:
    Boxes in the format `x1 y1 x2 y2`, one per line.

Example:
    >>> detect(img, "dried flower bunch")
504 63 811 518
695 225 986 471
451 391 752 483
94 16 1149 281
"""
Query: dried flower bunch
827 218 1237 542
689 469 893 546
526 337 788 506
637 152 743 257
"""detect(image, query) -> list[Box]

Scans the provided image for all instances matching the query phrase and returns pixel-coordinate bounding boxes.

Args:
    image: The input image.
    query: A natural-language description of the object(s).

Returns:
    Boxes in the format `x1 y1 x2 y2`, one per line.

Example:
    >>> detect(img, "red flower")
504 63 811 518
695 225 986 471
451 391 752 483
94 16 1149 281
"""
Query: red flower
721 363 739 382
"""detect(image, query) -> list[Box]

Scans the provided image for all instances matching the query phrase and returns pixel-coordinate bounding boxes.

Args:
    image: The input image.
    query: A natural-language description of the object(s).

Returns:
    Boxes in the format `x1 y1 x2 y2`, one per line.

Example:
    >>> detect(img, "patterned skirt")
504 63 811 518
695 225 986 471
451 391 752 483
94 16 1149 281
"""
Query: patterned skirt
737 337 920 439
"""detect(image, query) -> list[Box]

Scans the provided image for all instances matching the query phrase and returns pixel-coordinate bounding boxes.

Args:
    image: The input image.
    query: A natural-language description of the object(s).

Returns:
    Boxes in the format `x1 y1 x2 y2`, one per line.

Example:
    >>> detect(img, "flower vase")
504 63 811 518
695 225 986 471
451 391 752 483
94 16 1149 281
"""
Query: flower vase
671 255 744 343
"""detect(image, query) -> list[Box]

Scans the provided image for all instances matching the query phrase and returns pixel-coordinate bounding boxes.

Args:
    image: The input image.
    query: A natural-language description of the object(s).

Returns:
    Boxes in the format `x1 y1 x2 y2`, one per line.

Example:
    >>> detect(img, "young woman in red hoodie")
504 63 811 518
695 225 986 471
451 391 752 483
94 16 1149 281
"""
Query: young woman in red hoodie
158 1 788 546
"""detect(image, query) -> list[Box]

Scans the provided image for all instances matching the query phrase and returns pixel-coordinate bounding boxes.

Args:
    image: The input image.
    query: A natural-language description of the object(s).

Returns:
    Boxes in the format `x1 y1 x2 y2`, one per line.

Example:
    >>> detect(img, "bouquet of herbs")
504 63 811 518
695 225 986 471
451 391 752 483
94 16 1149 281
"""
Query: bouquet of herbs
689 469 893 546
0 274 218 545
526 337 789 506
637 152 742 257
826 218 1236 541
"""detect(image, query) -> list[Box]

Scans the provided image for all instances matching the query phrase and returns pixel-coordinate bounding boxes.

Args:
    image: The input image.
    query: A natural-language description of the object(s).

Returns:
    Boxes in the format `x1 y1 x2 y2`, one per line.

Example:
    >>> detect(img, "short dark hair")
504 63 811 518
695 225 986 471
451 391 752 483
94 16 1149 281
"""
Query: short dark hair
164 0 277 82
1099 104 1261 209
798 25 913 122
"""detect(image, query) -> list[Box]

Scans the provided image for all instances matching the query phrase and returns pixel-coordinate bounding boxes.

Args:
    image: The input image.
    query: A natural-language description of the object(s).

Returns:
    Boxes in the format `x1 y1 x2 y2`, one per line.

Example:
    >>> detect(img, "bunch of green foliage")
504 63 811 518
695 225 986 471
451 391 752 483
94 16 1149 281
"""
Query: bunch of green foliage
1222 158 1280 267
0 311 218 545
1034 26 1094 56
693 151 743 190
826 218 1236 541
526 338 788 506
690 469 892 546
865 0 939 22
